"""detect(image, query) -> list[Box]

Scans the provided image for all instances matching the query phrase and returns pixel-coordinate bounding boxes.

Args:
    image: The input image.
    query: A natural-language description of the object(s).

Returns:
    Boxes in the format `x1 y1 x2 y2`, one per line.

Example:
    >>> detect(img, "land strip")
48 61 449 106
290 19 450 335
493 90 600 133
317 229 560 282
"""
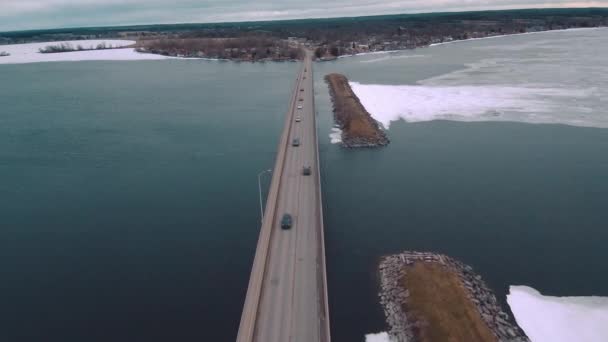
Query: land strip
379 252 529 342
325 73 389 148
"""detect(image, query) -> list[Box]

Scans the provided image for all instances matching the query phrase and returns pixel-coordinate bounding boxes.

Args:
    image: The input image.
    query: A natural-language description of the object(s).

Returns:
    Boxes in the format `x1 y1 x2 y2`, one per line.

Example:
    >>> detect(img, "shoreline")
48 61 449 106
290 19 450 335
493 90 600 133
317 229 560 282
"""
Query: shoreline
337 26 606 60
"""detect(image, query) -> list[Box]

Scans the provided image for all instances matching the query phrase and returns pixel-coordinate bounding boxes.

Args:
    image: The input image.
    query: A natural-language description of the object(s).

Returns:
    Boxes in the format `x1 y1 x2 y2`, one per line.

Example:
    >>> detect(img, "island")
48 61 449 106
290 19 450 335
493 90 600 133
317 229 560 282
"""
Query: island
379 252 529 342
325 73 389 148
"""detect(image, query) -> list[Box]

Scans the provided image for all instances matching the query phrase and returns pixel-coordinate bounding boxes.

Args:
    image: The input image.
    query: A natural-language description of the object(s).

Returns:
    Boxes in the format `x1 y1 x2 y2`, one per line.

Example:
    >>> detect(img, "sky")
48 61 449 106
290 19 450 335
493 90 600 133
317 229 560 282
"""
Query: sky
1 0 607 32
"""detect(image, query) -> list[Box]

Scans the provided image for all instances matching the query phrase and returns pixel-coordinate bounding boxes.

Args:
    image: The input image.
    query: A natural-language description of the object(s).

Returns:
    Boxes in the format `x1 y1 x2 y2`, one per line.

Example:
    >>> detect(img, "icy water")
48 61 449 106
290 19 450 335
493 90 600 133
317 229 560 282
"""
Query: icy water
1 28 607 342
314 28 608 341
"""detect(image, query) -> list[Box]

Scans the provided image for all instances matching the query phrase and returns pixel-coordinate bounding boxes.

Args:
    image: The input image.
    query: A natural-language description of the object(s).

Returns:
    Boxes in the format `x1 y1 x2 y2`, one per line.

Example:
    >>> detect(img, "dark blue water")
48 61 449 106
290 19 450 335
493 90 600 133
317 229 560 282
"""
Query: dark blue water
0 60 297 341
317 120 608 341
1 32 608 342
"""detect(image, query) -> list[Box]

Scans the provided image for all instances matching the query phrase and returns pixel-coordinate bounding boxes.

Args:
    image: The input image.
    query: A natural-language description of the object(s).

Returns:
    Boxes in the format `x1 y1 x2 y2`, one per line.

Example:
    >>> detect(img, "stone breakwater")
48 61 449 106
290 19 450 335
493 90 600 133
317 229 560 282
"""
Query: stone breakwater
324 73 389 148
379 252 529 342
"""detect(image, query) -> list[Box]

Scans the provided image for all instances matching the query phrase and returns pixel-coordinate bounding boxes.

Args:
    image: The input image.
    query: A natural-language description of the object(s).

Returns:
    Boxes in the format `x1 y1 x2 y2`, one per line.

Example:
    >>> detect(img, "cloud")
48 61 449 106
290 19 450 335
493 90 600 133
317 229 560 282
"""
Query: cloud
0 0 606 32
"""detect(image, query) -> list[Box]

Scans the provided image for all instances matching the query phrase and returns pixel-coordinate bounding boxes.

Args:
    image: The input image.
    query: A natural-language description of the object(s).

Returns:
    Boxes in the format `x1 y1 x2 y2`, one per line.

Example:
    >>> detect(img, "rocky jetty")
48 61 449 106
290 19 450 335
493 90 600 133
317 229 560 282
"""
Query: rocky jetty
324 73 389 148
379 252 529 342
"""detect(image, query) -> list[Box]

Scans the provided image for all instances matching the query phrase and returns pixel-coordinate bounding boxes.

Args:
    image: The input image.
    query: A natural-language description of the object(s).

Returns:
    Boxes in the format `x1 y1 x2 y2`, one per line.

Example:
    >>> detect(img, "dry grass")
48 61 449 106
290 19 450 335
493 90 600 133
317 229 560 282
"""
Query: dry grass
403 262 498 342
325 73 381 139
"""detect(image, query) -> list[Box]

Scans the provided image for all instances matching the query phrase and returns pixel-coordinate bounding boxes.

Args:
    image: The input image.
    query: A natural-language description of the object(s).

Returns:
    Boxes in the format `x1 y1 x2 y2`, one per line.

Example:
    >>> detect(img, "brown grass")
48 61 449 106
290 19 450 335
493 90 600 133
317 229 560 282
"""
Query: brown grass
324 73 385 141
403 262 498 342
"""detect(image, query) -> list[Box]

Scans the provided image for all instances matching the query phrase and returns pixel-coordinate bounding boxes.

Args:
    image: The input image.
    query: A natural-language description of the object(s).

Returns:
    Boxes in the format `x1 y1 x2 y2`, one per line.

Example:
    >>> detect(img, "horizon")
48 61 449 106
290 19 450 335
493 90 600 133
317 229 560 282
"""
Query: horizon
1 0 607 32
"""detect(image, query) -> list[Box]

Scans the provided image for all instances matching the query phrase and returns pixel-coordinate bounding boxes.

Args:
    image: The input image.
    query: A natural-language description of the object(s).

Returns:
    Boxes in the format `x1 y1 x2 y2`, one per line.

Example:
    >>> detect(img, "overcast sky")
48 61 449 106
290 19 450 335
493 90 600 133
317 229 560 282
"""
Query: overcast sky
1 0 606 32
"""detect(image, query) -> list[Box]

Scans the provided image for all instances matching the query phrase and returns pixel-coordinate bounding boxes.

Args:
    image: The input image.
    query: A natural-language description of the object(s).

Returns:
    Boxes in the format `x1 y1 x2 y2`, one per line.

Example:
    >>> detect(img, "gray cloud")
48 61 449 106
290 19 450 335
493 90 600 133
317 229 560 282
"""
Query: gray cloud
0 0 606 31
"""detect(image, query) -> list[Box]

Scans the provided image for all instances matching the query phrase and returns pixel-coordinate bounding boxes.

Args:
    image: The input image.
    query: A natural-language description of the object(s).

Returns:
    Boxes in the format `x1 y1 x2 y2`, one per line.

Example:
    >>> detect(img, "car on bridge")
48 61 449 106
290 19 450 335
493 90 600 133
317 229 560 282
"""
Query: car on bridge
295 116 301 122
302 166 311 176
300 88 304 92
292 138 300 146
281 214 293 229
297 105 303 109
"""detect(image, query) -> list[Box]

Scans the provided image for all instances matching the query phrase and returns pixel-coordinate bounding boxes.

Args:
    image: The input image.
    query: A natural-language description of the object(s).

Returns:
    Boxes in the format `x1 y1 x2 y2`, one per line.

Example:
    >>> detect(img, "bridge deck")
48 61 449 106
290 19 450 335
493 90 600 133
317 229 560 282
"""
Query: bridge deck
237 52 330 342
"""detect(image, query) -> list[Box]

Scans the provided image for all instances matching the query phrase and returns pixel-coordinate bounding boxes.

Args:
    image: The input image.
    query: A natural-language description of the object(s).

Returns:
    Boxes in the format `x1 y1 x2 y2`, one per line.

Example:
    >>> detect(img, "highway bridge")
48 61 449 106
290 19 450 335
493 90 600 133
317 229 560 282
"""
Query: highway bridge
236 51 331 342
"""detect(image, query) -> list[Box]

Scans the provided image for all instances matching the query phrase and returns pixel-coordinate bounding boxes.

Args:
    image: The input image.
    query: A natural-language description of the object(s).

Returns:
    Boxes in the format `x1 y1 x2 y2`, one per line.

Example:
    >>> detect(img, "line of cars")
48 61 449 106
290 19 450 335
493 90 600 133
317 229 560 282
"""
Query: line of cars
282 81 310 230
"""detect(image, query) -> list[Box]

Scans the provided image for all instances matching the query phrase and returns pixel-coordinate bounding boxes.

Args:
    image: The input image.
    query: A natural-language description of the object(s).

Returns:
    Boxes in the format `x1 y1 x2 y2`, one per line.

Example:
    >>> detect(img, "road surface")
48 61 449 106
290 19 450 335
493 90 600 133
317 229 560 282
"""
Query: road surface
236 51 330 342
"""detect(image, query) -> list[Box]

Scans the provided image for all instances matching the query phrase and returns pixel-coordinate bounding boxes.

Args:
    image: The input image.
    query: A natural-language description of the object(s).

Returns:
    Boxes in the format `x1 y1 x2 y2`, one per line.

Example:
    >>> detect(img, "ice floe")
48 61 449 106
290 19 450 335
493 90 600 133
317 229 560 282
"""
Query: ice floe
350 82 598 129
329 127 343 144
507 286 608 342
365 332 394 342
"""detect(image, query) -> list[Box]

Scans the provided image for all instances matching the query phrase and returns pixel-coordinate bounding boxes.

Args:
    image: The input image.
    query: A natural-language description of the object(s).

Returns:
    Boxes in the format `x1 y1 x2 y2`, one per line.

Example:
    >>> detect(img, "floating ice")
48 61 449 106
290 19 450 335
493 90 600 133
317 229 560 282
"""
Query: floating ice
350 82 602 129
0 40 169 64
507 285 608 342
329 127 342 144
350 27 608 129
365 332 394 342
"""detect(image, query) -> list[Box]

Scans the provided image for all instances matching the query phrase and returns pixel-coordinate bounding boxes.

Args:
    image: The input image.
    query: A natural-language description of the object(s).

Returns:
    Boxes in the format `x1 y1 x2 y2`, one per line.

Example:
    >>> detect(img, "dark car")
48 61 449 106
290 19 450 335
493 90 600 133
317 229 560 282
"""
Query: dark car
281 214 293 229
292 138 300 147
302 166 311 176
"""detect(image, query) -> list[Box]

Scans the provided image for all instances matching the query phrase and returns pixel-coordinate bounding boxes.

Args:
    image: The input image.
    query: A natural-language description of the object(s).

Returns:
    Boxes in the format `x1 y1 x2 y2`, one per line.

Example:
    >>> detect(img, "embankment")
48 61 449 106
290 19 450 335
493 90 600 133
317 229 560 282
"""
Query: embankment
324 73 389 148
379 252 529 342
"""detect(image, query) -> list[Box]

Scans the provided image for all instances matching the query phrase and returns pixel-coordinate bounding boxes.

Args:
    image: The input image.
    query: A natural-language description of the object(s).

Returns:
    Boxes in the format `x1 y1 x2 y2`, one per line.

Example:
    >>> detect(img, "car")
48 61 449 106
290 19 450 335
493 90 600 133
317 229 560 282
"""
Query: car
295 117 301 122
281 214 293 229
299 98 304 101
302 166 312 176
297 105 303 109
292 138 300 147
300 88 304 92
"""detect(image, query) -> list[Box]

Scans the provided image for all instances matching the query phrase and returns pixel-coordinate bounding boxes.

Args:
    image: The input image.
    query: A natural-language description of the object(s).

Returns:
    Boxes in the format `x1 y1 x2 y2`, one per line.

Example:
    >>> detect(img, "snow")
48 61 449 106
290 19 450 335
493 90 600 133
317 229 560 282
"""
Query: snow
329 127 342 144
507 286 608 342
0 40 169 64
365 332 394 342
349 82 596 129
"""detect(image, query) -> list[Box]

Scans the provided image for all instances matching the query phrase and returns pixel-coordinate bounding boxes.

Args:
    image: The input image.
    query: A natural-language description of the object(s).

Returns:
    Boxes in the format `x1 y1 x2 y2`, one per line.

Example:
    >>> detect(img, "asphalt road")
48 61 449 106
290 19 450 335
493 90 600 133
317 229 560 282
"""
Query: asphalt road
236 51 330 342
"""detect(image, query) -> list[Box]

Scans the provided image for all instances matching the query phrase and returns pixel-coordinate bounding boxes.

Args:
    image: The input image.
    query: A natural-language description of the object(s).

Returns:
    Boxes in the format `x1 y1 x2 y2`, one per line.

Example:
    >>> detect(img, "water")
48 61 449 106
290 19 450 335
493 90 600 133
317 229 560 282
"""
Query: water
0 60 297 341
314 28 608 341
1 29 607 342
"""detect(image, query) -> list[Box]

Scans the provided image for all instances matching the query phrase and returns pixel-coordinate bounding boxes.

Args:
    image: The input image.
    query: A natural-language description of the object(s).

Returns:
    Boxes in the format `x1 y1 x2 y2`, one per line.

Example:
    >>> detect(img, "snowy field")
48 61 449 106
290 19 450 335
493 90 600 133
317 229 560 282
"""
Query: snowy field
508 286 608 342
0 40 169 64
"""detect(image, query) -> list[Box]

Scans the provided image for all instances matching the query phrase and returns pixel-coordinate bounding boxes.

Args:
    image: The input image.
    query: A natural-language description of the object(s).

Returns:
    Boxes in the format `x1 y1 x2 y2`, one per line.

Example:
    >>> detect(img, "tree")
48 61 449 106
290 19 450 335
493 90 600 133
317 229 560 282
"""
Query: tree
329 45 339 56
314 47 323 59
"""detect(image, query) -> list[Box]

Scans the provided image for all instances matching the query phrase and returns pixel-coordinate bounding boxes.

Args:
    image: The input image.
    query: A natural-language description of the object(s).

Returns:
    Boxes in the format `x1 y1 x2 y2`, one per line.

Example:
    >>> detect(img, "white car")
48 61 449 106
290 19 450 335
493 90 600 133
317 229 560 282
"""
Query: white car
295 117 301 122
297 105 303 109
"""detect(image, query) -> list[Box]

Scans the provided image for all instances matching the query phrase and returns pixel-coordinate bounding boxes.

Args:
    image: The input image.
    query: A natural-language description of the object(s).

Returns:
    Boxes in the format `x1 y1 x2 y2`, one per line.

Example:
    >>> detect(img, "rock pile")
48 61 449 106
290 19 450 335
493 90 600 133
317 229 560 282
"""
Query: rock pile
379 252 529 342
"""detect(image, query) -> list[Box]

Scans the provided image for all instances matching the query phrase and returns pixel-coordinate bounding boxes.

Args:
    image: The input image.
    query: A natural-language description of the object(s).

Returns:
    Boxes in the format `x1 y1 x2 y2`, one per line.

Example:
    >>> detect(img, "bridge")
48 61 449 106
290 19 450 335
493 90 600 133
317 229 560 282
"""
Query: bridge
236 51 331 342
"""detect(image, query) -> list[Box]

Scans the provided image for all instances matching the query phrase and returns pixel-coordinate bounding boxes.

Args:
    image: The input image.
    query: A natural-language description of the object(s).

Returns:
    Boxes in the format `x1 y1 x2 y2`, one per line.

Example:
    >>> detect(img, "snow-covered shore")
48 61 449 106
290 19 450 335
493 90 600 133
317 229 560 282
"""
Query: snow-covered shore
507 286 608 342
0 40 169 64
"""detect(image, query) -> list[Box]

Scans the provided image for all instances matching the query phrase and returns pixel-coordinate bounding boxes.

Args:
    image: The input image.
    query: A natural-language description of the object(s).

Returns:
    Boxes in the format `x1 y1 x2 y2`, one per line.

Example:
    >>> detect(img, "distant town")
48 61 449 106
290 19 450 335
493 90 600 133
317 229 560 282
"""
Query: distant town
2 8 607 61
